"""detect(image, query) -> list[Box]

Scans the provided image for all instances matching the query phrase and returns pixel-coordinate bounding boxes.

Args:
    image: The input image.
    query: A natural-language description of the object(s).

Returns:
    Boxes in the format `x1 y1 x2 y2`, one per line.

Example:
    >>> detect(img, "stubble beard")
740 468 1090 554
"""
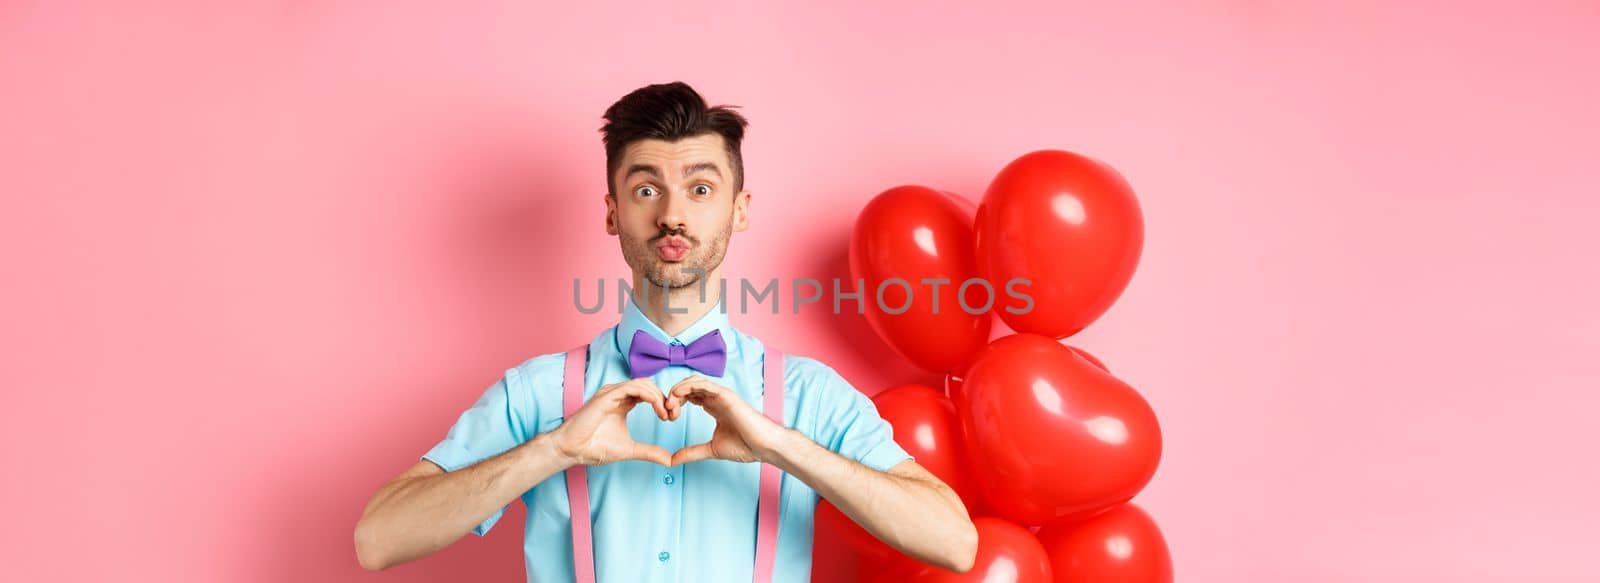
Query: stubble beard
622 222 732 293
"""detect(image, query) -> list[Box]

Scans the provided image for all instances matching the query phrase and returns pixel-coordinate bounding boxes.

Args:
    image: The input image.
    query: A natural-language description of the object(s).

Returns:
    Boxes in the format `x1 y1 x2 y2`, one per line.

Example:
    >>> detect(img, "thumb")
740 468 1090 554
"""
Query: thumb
625 443 673 466
671 443 716 466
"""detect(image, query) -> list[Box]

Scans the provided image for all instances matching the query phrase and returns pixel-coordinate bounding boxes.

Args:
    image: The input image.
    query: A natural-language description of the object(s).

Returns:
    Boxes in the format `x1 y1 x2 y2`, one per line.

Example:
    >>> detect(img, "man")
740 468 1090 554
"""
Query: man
354 82 978 582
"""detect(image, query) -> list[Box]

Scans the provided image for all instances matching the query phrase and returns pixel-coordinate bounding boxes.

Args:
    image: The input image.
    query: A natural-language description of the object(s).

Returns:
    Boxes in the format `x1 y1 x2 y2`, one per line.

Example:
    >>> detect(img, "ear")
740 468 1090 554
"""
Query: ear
604 192 619 236
732 189 751 232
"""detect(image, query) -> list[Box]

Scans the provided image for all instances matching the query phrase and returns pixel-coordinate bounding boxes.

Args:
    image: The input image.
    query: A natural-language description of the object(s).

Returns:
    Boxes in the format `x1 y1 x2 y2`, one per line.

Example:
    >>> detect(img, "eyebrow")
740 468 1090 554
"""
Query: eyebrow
623 164 662 182
622 162 723 183
681 162 723 180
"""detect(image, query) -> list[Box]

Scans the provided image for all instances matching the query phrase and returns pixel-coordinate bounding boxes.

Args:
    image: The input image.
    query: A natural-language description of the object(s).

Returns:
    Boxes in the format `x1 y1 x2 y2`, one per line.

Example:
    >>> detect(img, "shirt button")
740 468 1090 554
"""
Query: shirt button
659 551 671 562
663 474 675 485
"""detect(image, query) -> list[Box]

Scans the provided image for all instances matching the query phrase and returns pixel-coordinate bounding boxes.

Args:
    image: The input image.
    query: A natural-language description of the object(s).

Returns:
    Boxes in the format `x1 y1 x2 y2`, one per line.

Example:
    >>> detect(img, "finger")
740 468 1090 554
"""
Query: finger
602 378 655 399
665 379 699 421
627 380 669 417
663 386 681 421
671 443 716 466
618 382 670 420
667 375 700 397
668 378 720 420
624 443 673 466
674 385 717 420
691 386 728 417
597 382 633 409
665 377 697 418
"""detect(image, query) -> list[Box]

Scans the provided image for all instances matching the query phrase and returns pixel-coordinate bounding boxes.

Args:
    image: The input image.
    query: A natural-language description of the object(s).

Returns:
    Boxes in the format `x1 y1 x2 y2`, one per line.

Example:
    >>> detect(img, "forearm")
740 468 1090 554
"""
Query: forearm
355 432 573 570
760 430 977 572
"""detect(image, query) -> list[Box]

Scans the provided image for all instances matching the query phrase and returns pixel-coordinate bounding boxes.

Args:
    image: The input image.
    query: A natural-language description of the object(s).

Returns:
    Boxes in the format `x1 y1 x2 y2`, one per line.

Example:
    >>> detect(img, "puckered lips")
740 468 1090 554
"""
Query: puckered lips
655 236 691 261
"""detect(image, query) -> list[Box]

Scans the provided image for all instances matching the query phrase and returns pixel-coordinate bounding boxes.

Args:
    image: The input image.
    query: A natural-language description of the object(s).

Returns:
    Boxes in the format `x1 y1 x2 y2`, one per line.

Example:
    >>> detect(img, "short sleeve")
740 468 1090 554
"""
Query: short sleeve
803 360 913 473
421 366 532 536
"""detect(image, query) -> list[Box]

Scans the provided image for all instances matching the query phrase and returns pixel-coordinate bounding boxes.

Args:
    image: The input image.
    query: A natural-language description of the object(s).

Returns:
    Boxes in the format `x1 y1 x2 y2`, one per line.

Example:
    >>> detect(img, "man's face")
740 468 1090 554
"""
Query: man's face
606 133 750 291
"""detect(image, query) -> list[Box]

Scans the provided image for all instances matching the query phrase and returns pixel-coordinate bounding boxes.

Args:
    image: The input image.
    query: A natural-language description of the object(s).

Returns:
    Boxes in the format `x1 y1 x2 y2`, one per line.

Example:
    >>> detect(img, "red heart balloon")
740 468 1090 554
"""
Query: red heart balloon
1067 345 1109 373
850 186 992 373
900 517 1052 583
874 384 981 510
947 345 1107 405
1036 504 1173 582
958 334 1162 526
808 510 860 582
976 150 1144 339
859 550 926 582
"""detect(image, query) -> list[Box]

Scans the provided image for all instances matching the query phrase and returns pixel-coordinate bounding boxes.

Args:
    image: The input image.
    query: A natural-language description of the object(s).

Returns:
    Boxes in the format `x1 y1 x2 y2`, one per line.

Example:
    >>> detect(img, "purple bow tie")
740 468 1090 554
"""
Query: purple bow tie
628 329 727 378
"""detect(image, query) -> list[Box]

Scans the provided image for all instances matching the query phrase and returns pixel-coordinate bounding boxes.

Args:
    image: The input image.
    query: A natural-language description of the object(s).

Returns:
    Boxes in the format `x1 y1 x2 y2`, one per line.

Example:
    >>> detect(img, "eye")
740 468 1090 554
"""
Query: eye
635 185 659 197
692 184 712 196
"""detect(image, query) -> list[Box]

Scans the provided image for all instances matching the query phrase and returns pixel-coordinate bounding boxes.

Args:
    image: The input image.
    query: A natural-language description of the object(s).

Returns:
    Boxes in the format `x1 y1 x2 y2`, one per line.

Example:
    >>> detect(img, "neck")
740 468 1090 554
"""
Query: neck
632 267 724 337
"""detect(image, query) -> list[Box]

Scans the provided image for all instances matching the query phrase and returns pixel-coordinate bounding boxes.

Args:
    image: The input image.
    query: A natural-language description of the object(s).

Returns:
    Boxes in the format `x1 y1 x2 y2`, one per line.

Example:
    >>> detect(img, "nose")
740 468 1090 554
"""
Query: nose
656 189 687 233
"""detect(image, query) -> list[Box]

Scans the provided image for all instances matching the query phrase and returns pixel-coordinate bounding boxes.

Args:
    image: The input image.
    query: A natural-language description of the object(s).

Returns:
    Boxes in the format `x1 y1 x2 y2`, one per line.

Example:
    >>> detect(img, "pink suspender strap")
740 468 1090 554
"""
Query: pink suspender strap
563 345 596 583
562 344 785 583
753 348 784 583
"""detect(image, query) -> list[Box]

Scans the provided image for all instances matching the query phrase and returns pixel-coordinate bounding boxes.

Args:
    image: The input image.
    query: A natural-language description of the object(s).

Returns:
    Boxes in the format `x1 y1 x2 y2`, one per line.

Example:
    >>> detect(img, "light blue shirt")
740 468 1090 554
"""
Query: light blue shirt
421 295 912 583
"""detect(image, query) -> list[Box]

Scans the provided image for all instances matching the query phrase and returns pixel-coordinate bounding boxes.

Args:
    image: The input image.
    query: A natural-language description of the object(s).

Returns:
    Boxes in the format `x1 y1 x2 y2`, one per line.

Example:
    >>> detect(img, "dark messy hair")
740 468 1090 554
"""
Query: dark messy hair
600 81 749 195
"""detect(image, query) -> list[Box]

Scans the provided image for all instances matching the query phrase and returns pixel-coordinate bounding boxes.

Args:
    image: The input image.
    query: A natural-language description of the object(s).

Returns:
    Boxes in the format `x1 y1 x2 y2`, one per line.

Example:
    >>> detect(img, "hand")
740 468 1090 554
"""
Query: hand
665 375 789 465
552 379 673 467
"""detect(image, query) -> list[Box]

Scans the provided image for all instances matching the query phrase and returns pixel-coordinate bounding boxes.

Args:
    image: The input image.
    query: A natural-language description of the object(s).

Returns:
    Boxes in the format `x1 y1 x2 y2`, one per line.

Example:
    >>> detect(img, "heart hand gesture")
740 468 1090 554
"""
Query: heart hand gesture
665 375 787 465
551 378 673 467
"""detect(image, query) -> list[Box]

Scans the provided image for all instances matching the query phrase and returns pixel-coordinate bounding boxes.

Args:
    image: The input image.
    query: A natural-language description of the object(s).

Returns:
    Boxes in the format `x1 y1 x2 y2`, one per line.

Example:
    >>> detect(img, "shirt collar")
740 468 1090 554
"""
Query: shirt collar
615 293 735 357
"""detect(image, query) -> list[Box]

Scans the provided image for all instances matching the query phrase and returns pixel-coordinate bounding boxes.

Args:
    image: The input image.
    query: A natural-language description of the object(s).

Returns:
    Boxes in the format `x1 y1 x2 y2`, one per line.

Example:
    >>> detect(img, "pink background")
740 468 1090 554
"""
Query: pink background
3 1 1597 581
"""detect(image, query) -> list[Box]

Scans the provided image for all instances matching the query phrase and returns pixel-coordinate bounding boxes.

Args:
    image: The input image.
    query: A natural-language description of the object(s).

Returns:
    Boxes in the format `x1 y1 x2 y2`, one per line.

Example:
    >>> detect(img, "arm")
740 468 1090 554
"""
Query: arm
354 379 673 571
664 377 978 573
769 432 978 572
353 434 570 570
